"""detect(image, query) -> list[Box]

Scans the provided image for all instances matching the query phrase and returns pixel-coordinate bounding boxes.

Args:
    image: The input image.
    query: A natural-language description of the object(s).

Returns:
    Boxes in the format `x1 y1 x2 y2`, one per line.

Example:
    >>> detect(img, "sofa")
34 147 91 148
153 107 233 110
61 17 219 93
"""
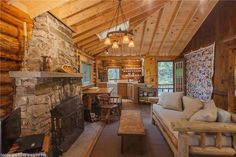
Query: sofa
151 93 236 157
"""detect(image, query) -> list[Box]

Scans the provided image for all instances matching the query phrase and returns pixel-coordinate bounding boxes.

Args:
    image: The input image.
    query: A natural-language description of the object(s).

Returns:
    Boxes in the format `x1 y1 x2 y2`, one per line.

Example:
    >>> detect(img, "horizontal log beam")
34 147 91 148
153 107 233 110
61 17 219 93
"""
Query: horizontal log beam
0 72 13 84
0 96 13 107
1 2 32 23
190 147 235 156
0 10 32 30
0 60 21 71
0 33 22 54
171 119 236 133
0 85 14 96
0 20 21 38
0 50 24 61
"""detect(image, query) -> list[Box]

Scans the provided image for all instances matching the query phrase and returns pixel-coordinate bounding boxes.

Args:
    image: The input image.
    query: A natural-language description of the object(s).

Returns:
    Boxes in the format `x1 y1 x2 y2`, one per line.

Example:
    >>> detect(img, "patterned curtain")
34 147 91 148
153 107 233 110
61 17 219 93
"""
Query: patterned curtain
184 43 215 102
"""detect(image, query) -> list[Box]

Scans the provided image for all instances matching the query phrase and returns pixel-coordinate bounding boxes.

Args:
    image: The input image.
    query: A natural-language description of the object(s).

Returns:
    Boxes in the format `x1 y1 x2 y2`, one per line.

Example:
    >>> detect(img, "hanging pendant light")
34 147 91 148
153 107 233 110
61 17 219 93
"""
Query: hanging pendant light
122 34 130 44
104 37 111 45
128 39 134 48
103 0 134 50
112 41 119 49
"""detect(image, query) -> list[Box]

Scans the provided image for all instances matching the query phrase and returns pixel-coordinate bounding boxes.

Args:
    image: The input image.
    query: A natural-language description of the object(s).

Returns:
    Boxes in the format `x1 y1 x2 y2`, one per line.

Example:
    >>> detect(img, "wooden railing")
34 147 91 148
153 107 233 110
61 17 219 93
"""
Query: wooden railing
158 84 174 96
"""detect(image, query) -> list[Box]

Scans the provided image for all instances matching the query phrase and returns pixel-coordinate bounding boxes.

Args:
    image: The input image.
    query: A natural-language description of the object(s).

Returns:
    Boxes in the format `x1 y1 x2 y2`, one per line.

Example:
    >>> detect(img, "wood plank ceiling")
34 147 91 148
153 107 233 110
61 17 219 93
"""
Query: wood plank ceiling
9 0 218 57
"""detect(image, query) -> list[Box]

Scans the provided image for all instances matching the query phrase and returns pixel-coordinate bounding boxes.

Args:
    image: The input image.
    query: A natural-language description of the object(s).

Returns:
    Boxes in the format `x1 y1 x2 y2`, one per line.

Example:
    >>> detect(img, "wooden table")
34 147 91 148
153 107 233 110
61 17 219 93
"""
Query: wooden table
117 110 145 154
83 87 113 110
83 87 113 95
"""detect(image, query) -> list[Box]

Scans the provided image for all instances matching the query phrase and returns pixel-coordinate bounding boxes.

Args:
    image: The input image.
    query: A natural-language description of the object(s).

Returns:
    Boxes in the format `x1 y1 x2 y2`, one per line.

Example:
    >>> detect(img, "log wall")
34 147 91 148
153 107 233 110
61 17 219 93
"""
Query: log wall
0 2 32 117
182 1 236 112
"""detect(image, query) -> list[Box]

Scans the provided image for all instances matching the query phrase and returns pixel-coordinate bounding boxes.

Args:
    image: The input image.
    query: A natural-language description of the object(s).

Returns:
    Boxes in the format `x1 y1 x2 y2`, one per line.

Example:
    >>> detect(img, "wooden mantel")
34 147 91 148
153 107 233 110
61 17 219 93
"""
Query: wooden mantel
9 71 83 78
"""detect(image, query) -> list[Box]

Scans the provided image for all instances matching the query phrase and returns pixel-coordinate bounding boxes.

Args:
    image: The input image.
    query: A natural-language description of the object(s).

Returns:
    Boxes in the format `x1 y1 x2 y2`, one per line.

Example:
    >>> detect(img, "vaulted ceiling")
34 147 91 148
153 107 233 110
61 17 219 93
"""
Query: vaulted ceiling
8 0 218 57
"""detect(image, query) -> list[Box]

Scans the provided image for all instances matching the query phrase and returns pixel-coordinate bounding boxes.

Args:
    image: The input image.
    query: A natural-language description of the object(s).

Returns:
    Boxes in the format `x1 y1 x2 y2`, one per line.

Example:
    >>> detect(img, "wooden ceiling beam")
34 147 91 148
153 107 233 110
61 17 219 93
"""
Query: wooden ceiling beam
73 2 166 43
139 21 147 56
147 8 164 55
129 5 163 28
173 0 218 56
82 40 101 50
50 0 103 19
157 0 182 54
70 0 133 28
76 36 98 47
63 1 116 26
73 1 166 35
85 41 105 52
168 2 200 54
90 45 110 55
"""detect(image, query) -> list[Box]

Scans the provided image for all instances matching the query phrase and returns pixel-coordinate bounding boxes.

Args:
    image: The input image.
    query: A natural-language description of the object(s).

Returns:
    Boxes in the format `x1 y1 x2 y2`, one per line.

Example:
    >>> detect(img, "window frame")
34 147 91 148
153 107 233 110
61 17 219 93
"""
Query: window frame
157 61 174 95
107 67 120 81
81 61 92 85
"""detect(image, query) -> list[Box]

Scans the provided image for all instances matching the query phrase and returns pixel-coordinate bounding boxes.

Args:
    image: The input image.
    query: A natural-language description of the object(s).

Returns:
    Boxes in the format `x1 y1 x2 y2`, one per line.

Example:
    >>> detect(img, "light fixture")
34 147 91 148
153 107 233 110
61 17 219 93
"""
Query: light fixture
128 39 134 48
104 37 111 45
105 49 109 55
112 41 119 49
104 0 134 49
122 34 130 44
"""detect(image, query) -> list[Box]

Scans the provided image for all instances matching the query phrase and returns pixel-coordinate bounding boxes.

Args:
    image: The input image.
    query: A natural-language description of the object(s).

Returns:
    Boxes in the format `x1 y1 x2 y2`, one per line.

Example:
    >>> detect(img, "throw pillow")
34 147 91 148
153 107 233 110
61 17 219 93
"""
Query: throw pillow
158 92 167 106
217 108 232 136
182 96 203 120
161 92 183 111
190 100 217 122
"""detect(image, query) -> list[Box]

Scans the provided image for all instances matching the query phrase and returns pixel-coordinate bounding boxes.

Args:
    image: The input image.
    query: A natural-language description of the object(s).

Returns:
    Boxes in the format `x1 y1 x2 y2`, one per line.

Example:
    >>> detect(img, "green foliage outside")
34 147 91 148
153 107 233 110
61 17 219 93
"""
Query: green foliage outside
158 62 173 84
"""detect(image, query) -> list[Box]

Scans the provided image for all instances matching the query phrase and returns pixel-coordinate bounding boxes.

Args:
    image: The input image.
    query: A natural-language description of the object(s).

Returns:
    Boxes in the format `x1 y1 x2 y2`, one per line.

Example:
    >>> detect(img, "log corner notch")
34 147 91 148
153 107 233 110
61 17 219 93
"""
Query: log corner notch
0 1 33 118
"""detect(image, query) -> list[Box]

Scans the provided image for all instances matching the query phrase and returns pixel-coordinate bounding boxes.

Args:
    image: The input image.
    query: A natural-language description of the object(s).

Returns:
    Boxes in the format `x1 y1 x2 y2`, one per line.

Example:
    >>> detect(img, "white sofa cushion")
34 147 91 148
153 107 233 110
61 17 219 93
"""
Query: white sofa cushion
161 92 184 111
190 100 217 122
182 96 203 120
152 104 232 147
217 108 232 136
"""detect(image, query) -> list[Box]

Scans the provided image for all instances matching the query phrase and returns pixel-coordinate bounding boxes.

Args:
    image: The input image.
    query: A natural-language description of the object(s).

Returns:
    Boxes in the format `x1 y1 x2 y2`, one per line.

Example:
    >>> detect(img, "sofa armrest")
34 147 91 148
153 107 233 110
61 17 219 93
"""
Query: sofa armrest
171 119 236 133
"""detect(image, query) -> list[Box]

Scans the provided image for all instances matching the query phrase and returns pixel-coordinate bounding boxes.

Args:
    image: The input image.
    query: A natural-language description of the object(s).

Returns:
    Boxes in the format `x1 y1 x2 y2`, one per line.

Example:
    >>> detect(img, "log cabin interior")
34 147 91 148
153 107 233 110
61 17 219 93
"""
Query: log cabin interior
0 0 235 157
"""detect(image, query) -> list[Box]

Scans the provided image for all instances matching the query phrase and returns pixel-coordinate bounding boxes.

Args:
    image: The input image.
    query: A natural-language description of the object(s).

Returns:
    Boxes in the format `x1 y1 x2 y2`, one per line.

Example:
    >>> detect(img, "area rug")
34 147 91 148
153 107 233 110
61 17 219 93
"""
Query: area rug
63 122 104 157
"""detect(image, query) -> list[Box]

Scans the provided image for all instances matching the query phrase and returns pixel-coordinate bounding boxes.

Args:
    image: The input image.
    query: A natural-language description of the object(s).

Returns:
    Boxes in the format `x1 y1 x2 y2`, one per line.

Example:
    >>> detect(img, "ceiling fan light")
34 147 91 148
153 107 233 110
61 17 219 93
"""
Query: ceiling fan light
128 39 134 48
122 35 130 44
104 37 111 45
112 41 119 49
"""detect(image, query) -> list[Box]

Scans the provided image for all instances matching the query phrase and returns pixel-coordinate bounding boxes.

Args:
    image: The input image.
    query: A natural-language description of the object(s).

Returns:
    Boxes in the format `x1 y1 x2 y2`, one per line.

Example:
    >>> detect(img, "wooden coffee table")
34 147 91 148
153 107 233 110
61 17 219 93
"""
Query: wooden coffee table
117 110 145 154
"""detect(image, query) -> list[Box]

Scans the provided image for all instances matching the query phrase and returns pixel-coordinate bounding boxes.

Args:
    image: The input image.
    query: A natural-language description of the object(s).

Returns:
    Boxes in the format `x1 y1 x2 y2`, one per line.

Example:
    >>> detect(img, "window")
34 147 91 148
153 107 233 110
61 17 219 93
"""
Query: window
157 62 174 96
81 62 91 84
108 68 120 81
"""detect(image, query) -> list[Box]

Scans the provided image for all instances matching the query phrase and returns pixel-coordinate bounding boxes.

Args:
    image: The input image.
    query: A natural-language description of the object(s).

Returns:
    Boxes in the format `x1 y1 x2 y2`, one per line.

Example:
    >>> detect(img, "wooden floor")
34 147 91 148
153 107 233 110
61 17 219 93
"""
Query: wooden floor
90 100 226 157
90 100 173 157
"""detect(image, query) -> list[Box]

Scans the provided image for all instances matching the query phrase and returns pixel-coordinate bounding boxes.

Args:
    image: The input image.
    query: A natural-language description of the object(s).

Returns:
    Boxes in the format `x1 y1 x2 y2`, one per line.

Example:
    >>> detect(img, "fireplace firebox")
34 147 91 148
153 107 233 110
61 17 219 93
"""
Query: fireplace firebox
50 95 84 155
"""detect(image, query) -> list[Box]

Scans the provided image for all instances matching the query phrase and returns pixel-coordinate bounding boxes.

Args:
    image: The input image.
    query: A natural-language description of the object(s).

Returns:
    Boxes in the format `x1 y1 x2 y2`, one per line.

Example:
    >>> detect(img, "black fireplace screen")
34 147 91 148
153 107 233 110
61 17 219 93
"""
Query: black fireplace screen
50 96 84 154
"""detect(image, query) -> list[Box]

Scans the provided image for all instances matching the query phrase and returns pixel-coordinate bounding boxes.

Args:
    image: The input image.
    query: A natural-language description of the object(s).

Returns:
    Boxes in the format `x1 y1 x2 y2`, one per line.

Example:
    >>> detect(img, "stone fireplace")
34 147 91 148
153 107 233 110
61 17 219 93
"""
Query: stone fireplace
10 72 83 136
8 11 84 138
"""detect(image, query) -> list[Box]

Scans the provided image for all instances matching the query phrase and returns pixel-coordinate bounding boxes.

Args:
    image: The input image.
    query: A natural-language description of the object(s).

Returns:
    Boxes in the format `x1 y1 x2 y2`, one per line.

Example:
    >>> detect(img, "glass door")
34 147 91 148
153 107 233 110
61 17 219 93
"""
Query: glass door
174 59 185 92
157 61 174 96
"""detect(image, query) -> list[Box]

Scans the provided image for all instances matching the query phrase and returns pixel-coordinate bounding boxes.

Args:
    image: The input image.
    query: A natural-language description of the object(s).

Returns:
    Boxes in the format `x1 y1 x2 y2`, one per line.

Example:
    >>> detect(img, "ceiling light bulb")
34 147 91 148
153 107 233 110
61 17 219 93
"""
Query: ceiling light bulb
104 37 111 45
122 35 130 44
128 39 134 48
112 41 119 49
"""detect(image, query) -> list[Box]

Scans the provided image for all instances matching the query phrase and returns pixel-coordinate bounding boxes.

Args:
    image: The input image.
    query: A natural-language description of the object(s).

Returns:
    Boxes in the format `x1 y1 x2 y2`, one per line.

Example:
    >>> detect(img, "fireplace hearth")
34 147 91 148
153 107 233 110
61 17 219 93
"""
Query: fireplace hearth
50 95 84 154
